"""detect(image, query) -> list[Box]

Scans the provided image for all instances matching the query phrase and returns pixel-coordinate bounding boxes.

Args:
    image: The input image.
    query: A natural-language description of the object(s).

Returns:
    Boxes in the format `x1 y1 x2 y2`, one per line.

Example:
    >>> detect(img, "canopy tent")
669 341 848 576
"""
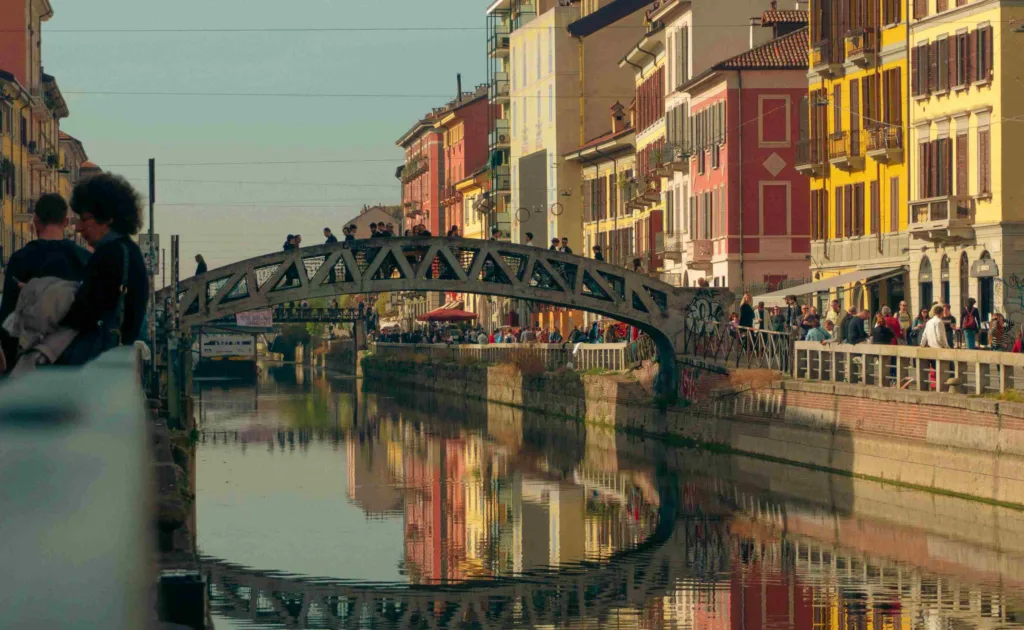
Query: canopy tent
753 267 905 307
416 308 478 323
378 320 403 332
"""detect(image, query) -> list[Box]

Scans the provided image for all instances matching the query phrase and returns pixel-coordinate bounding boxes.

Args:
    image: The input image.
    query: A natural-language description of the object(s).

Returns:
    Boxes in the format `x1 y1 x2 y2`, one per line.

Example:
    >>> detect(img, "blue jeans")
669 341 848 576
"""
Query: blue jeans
965 329 977 349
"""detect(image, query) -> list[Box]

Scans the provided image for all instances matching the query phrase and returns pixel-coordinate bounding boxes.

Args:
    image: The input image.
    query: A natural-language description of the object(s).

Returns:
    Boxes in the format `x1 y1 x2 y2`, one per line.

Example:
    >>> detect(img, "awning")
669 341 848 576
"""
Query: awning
379 319 402 331
417 308 478 323
753 267 906 307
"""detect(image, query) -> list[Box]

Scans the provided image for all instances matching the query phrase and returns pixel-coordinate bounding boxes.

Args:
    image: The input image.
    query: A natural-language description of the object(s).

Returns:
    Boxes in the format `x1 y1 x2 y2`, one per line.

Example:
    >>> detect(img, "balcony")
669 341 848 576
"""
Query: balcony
490 164 510 194
512 2 537 29
685 239 713 270
401 155 428 183
844 28 877 67
661 233 685 262
489 72 510 104
810 40 843 79
488 24 510 57
865 126 903 163
909 196 975 242
795 138 825 176
668 144 691 173
489 119 510 149
828 130 864 171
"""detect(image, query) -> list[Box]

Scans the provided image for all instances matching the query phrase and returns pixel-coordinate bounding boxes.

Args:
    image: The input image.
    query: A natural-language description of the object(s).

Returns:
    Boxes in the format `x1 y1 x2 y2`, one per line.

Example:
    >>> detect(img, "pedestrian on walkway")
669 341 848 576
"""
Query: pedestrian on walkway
962 298 981 349
0 193 91 371
283 234 296 251
846 310 870 345
921 304 950 348
739 293 755 328
592 245 605 262
550 238 560 251
881 306 901 345
941 304 957 347
560 238 573 255
871 313 896 345
490 228 501 240
194 254 208 276
897 301 912 342
805 317 831 342
990 313 1008 350
524 232 535 246
324 227 338 244
58 174 149 364
910 308 930 346
824 300 842 329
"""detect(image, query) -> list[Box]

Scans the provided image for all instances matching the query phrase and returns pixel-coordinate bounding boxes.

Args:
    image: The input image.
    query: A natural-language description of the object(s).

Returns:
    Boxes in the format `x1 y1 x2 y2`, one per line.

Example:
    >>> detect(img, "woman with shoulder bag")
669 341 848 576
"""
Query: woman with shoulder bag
58 174 149 365
962 297 981 349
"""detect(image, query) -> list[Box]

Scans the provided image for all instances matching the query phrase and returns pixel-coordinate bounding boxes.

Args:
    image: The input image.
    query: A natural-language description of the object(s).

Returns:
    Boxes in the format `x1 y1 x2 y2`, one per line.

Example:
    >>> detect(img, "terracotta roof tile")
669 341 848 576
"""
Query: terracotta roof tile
716 27 808 70
760 10 809 26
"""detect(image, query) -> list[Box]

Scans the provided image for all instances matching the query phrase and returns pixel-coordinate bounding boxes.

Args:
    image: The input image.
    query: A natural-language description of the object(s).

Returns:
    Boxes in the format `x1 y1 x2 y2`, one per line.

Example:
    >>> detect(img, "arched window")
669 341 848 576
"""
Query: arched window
978 251 994 320
919 257 933 310
940 255 951 306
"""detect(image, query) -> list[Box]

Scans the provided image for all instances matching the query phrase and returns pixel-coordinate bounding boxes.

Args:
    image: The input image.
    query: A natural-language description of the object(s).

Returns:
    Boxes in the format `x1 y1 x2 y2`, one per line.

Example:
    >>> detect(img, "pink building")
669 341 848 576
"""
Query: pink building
397 116 445 235
667 16 811 293
437 86 489 237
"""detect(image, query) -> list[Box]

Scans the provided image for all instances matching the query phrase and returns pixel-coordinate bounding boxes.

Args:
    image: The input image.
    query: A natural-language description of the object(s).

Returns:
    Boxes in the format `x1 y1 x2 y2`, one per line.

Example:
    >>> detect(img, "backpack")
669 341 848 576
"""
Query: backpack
963 309 977 330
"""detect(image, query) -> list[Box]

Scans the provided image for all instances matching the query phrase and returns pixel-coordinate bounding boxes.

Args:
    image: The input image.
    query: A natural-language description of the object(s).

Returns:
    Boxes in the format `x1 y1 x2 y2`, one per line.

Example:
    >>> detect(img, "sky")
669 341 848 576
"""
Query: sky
44 0 486 281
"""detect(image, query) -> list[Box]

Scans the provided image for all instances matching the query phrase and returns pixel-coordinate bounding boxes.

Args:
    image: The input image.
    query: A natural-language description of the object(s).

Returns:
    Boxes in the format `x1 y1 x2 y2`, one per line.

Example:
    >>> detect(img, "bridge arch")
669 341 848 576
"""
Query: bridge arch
157 237 733 397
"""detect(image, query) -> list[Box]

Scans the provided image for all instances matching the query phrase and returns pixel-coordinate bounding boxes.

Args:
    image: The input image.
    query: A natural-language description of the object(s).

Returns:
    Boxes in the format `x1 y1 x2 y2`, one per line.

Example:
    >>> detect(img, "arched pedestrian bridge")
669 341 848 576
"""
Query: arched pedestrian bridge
156 237 732 395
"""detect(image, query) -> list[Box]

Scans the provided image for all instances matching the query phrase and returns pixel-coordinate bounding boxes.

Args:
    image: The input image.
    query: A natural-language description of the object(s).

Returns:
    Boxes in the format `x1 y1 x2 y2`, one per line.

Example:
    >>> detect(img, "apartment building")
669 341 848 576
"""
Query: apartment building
436 85 489 238
397 114 445 236
793 0 910 313
906 0 1024 321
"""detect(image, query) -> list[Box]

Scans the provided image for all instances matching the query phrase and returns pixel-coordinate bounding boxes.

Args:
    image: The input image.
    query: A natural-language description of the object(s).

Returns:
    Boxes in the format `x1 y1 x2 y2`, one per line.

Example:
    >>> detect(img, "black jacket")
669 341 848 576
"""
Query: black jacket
739 303 755 328
846 316 868 344
0 239 90 364
62 235 149 345
325 234 338 244
195 260 208 275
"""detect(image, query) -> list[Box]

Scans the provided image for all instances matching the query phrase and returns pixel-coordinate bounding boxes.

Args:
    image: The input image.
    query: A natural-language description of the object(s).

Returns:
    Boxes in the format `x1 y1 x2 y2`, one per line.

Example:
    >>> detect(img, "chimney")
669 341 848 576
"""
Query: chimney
457 73 463 103
610 102 626 133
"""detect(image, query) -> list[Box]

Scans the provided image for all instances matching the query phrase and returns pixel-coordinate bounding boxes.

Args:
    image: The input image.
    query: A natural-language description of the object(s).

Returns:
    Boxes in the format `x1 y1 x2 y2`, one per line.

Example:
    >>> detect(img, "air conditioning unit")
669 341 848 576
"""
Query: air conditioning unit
498 134 507 143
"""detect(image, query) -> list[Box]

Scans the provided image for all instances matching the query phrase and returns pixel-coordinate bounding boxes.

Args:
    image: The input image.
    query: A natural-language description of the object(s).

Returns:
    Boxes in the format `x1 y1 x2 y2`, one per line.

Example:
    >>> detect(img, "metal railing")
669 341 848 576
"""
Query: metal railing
796 138 823 167
828 130 862 161
489 73 510 101
0 348 151 629
372 339 656 373
681 321 794 372
270 306 367 323
489 119 510 148
793 341 1024 394
845 27 877 57
866 126 903 152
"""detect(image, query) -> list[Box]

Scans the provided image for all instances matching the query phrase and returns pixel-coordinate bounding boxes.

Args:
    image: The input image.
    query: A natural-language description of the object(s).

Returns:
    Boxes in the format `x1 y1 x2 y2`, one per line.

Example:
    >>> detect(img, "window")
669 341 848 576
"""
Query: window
548 85 553 123
844 184 854 237
936 37 949 92
911 42 930 96
810 190 820 239
832 84 842 134
849 78 860 133
853 183 865 236
937 0 948 12
883 0 901 25
549 27 554 74
536 90 541 118
834 187 843 238
954 31 968 88
890 177 900 232
918 138 953 198
676 26 689 87
861 74 878 128
975 25 993 83
697 149 705 174
711 144 720 169
913 0 927 19
609 173 618 218
20 117 26 146
536 34 541 80
666 188 674 235
978 128 991 194
882 68 902 125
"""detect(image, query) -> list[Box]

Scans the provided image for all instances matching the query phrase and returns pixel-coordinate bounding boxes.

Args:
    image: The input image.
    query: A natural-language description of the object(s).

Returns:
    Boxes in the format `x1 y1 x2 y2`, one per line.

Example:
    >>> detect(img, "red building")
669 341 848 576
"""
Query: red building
668 17 811 292
397 115 445 235
436 86 489 237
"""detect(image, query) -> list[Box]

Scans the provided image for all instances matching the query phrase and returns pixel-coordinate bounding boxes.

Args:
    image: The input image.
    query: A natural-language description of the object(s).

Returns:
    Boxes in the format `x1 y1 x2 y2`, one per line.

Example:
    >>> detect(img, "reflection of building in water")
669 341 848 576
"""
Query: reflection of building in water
345 438 402 518
513 476 585 573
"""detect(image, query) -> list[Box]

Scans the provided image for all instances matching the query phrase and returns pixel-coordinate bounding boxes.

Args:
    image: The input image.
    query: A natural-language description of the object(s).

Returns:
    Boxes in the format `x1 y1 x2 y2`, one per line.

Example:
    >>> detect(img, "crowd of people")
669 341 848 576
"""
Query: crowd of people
371 319 636 346
0 174 150 375
729 292 1017 352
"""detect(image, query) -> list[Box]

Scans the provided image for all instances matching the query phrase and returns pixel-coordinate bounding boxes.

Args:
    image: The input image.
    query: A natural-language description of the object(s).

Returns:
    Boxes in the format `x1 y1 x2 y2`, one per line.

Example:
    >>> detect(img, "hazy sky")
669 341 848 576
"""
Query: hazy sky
45 0 485 280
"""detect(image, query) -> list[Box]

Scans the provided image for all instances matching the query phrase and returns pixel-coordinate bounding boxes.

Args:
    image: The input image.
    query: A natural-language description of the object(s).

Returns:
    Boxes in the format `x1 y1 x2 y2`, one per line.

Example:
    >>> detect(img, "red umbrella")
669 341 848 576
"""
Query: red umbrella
416 308 478 323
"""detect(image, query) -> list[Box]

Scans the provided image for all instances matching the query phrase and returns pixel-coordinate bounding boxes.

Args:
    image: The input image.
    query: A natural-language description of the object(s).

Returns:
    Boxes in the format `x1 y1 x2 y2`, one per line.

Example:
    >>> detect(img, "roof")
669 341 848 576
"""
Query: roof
760 9 808 26
679 27 808 92
567 0 649 38
81 161 100 170
565 127 634 157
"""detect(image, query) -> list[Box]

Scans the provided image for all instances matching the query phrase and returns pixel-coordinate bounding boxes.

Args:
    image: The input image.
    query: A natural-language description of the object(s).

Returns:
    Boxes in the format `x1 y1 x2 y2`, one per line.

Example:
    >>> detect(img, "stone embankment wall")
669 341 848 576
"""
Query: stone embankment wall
363 355 1024 507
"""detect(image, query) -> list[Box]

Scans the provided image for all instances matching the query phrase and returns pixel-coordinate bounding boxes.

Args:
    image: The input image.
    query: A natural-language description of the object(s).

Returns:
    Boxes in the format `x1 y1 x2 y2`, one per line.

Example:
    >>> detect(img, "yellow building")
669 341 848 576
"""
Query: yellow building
0 69 30 264
796 0 910 313
906 0 1023 322
456 167 502 328
58 131 88 245
620 23 667 275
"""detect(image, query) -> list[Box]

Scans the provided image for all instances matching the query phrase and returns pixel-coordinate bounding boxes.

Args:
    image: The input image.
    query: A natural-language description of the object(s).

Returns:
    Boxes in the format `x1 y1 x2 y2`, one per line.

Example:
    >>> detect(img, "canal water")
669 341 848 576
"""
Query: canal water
194 364 1024 629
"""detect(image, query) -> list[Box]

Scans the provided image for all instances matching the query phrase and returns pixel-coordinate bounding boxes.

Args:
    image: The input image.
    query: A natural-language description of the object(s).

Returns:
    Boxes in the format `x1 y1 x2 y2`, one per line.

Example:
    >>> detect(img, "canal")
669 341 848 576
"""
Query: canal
194 364 1024 629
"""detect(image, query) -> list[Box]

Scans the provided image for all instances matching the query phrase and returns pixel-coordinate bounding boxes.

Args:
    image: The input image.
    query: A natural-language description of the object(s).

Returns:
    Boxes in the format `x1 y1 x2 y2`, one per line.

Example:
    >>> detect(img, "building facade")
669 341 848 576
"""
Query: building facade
798 0 910 313
906 0 1024 323
397 116 445 236
676 20 812 294
437 86 489 238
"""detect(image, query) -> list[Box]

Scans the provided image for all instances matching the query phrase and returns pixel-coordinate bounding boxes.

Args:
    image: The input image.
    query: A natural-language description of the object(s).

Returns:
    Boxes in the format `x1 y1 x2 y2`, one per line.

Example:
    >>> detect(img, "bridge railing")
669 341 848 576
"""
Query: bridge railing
793 340 1024 394
371 341 652 372
681 321 794 372
0 348 151 629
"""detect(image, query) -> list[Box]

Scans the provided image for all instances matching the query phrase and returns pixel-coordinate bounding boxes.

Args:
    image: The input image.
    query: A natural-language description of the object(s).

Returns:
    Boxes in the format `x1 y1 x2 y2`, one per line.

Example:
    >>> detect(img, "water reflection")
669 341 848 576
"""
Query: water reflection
194 365 1024 629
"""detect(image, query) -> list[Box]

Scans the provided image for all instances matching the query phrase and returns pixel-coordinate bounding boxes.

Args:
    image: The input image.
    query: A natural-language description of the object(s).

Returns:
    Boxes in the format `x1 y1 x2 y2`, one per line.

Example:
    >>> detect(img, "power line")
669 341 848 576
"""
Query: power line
103 159 402 167
123 177 399 188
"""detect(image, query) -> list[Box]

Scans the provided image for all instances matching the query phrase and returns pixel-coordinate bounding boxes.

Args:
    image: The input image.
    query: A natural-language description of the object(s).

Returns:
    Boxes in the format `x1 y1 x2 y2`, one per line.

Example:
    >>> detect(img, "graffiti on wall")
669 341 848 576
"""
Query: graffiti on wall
684 289 726 335
997 274 1024 340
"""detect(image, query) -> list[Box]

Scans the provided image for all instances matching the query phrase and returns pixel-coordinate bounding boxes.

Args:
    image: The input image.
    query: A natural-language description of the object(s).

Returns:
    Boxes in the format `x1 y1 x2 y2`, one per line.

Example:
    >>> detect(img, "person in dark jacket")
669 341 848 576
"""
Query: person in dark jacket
592 245 605 262
846 309 870 345
194 254 208 275
739 293 755 328
323 227 338 245
0 193 90 371
59 174 149 363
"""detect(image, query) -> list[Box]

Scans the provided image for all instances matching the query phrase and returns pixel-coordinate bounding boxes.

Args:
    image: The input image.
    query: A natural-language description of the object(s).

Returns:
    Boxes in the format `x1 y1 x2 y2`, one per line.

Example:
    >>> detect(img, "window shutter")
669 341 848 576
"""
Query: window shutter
947 36 955 90
985 25 993 81
890 177 899 232
979 129 991 194
811 192 819 239
914 0 926 20
928 41 938 94
822 190 830 239
855 183 864 236
967 29 977 84
666 189 674 235
919 143 928 198
956 133 968 197
911 46 919 96
845 185 854 238
850 78 860 131
583 179 593 222
929 140 939 198
870 181 880 234
835 187 843 239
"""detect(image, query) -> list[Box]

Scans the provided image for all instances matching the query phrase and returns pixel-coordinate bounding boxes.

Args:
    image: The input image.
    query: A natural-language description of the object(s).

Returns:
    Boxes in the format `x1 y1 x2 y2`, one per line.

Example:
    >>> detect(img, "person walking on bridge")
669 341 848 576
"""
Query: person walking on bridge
194 254 208 276
0 193 91 371
324 227 338 245
592 245 605 262
920 304 950 349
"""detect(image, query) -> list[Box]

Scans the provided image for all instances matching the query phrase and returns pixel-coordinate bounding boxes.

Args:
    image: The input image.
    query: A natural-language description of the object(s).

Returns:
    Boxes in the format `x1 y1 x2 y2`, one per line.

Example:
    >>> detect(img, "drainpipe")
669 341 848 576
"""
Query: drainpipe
737 70 745 292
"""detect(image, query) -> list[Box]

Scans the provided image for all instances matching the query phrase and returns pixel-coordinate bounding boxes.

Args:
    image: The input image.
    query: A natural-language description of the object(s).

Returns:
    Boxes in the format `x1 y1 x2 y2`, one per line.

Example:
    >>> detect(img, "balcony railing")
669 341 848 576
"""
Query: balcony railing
489 73 510 102
844 28 877 66
489 119 510 149
401 156 428 183
810 39 842 77
828 130 864 170
865 126 903 162
512 2 537 29
909 195 975 242
686 239 712 269
490 164 510 193
487 23 510 56
795 138 824 174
